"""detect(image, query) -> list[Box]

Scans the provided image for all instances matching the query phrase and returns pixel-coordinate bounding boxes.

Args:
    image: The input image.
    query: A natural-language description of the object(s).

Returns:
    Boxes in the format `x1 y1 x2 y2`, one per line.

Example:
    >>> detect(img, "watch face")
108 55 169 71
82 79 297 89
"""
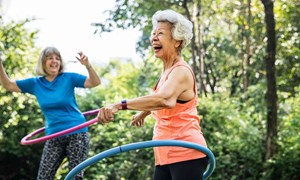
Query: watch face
121 100 127 110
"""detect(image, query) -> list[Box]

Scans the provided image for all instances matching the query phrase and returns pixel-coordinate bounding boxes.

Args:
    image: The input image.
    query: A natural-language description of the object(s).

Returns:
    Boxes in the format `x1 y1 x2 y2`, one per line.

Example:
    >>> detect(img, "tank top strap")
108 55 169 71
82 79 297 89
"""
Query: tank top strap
164 60 198 95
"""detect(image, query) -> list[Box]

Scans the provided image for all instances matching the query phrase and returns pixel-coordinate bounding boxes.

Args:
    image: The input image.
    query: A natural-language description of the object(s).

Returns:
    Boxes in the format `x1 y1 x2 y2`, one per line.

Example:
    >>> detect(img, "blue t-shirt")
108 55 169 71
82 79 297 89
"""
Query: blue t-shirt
16 72 87 135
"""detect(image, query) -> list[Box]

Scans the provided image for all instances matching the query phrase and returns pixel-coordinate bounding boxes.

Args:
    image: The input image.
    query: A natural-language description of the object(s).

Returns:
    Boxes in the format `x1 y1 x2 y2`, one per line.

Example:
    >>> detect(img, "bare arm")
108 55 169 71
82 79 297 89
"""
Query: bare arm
0 57 21 92
97 66 194 122
84 64 101 88
76 52 101 88
125 66 194 111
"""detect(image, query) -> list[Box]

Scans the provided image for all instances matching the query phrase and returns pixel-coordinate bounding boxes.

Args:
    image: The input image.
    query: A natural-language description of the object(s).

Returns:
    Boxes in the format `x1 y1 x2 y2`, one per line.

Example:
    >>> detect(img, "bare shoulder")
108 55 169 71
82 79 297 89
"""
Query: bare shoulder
169 65 194 81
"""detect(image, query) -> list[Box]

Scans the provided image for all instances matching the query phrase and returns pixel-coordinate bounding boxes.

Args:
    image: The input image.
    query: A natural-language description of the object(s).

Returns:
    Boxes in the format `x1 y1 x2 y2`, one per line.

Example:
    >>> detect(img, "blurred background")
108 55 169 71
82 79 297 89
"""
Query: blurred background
0 0 299 179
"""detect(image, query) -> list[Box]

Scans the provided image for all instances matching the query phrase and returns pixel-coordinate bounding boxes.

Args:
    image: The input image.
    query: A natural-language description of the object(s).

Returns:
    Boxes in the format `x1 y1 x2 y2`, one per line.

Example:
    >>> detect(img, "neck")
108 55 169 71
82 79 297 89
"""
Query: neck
45 74 58 82
162 55 182 71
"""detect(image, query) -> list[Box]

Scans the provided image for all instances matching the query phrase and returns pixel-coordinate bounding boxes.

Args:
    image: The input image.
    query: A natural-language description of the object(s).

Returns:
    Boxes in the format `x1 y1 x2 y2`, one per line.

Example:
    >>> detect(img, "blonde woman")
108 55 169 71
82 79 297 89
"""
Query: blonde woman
0 47 100 180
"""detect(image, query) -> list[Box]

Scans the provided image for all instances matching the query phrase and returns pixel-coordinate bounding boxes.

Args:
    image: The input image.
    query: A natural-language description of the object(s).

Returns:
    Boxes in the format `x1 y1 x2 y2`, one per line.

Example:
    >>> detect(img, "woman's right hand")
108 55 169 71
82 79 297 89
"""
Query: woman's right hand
131 112 146 127
96 103 121 124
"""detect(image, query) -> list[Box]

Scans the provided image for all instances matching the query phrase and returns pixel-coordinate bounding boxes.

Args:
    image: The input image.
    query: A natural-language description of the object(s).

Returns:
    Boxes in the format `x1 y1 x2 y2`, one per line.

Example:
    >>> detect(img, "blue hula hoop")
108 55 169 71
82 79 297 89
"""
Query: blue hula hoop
65 140 216 180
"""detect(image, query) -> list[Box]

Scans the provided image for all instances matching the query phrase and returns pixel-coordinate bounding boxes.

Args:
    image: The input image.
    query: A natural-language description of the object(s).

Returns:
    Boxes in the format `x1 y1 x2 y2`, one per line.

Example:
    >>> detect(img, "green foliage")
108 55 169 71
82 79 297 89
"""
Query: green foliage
198 85 300 179
0 18 43 179
199 92 265 179
1 0 299 179
96 59 160 103
275 0 300 95
264 88 300 179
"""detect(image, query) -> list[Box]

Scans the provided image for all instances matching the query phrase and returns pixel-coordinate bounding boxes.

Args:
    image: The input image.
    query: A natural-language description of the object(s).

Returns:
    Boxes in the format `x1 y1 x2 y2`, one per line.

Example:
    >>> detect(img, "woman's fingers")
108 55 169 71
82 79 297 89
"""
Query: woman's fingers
97 108 114 123
75 52 89 66
131 115 144 127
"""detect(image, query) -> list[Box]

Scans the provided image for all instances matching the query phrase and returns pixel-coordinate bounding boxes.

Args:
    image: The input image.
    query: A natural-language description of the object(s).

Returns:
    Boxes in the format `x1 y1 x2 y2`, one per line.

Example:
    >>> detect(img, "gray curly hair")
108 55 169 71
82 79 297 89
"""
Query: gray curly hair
152 9 193 49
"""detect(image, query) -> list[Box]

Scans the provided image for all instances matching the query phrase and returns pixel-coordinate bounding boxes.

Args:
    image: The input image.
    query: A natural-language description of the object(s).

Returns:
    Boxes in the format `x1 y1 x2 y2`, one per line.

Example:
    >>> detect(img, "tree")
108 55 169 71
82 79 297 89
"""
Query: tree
261 0 278 160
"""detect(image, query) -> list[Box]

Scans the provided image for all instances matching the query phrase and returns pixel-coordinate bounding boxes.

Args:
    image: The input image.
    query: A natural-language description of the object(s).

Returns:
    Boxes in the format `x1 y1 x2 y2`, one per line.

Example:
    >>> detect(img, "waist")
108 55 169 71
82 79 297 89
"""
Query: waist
45 117 86 135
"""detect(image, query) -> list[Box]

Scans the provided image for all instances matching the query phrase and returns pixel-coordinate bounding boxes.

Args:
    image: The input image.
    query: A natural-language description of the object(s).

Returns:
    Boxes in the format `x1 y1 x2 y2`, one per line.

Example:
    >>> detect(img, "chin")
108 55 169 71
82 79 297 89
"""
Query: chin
48 71 59 75
154 53 162 58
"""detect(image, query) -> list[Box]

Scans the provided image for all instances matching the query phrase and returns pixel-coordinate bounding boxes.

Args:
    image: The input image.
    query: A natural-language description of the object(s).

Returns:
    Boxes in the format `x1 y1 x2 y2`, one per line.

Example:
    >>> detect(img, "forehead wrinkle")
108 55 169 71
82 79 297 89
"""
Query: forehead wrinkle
153 28 167 32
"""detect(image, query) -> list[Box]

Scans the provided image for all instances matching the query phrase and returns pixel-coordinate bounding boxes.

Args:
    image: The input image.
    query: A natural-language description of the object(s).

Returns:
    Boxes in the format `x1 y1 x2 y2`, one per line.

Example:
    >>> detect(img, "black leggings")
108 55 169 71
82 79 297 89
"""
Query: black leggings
153 157 209 180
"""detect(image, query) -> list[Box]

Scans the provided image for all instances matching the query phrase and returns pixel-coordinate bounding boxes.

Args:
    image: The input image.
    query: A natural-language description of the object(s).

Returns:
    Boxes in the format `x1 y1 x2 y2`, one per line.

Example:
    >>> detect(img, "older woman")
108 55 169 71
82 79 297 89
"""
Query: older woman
97 9 208 180
0 47 101 180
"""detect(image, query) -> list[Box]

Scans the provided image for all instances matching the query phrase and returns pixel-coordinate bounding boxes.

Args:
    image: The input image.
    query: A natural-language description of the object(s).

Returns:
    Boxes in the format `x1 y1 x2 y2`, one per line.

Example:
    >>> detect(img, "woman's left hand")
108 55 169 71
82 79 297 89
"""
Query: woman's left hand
76 51 90 67
131 112 145 127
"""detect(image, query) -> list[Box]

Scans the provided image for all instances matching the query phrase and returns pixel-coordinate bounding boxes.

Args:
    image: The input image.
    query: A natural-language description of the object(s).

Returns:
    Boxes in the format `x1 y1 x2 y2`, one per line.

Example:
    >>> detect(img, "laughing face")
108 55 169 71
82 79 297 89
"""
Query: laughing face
44 53 61 76
150 22 181 60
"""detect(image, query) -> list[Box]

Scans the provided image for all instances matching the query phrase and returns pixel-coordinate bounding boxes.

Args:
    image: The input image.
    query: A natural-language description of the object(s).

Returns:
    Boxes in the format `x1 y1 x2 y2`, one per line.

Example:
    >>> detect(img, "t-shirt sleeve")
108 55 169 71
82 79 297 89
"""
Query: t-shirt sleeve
16 78 36 94
70 73 87 88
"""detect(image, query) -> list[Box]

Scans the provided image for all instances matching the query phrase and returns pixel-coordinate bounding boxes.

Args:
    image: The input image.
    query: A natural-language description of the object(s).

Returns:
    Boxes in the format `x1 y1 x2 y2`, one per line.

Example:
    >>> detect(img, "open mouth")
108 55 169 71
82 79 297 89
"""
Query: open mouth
50 63 58 68
153 45 162 51
49 64 59 72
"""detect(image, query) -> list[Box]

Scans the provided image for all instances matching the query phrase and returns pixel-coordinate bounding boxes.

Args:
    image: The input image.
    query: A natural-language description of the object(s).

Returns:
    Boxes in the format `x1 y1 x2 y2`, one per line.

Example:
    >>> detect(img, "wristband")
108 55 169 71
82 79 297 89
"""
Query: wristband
121 99 127 110
86 65 92 70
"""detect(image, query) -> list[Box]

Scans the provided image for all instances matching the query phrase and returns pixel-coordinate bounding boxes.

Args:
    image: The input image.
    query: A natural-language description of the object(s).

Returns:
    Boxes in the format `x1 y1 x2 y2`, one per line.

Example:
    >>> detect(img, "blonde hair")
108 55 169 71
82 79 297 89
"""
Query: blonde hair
35 47 64 76
152 9 193 50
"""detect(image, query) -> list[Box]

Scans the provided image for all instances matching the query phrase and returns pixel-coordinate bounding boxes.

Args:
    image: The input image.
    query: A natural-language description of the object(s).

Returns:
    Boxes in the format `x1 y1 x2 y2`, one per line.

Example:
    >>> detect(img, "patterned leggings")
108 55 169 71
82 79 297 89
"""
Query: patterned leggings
37 132 90 180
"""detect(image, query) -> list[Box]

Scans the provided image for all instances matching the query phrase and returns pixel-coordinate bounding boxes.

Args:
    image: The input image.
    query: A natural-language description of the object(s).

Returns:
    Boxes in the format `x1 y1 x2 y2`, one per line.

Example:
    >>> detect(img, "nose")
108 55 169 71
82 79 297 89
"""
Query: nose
49 59 58 63
150 35 158 43
52 58 60 62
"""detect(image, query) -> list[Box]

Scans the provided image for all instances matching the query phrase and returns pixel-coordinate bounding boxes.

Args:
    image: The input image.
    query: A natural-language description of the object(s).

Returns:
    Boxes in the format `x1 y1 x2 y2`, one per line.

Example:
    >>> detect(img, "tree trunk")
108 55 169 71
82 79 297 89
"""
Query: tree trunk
195 0 207 97
183 0 199 92
261 0 278 160
244 0 252 91
183 0 208 97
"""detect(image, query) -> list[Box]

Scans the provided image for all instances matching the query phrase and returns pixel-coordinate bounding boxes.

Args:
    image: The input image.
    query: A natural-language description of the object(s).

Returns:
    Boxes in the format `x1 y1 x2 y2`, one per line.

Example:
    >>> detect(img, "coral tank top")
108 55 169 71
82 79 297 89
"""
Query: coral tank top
151 60 207 166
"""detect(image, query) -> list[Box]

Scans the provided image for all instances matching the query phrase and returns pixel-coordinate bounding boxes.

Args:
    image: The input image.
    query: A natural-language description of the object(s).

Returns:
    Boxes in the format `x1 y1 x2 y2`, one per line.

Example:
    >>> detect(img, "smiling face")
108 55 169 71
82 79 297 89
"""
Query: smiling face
150 22 181 60
44 53 61 76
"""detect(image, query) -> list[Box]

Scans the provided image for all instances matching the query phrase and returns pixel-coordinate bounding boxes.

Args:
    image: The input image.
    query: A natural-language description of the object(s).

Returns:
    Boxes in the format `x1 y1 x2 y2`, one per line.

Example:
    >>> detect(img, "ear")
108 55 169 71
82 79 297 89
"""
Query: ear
174 40 182 48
